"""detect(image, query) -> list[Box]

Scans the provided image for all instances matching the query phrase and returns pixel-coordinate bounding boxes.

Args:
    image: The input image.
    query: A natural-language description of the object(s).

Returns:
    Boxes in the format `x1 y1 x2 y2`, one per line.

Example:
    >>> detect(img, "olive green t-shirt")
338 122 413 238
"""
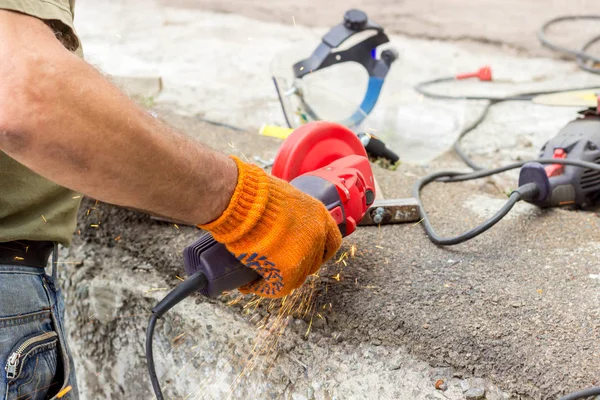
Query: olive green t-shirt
0 0 82 246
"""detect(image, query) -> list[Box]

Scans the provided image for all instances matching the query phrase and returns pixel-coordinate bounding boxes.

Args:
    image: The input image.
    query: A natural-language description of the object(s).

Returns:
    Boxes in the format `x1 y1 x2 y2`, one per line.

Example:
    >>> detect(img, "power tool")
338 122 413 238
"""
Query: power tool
146 121 376 399
413 108 600 246
518 109 600 208
183 121 375 297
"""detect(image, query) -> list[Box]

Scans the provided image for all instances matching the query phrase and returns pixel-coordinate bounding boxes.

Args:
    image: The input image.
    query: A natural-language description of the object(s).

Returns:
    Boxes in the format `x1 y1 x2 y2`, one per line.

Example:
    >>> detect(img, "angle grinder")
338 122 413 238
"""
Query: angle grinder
182 121 375 297
146 121 376 399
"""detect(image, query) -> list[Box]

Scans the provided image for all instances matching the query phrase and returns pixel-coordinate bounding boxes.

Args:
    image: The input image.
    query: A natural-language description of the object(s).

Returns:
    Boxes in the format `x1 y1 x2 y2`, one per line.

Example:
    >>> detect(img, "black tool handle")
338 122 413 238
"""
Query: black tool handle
183 175 344 298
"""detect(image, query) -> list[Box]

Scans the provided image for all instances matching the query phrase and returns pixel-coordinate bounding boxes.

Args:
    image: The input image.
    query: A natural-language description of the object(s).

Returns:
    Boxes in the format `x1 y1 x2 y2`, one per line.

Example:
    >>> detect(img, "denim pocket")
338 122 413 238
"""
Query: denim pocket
4 330 60 400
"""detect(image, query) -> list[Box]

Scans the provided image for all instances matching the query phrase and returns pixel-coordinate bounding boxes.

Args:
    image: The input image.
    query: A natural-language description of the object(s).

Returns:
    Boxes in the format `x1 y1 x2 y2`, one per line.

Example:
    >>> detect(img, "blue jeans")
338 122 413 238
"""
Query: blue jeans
0 264 78 400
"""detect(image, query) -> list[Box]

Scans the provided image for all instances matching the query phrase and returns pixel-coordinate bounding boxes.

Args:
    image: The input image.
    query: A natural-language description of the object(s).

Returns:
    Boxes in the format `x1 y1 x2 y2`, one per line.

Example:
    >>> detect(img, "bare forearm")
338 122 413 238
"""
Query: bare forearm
0 12 237 225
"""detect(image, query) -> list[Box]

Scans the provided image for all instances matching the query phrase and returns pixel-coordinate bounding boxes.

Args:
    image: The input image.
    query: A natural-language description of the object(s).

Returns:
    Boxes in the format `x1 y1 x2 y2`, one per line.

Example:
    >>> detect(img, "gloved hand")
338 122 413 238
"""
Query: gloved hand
198 156 342 298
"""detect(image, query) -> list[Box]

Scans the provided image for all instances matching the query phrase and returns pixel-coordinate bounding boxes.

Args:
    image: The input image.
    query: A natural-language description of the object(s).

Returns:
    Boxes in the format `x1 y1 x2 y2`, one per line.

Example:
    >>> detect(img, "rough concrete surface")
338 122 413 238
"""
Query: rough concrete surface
56 1 600 399
58 118 513 400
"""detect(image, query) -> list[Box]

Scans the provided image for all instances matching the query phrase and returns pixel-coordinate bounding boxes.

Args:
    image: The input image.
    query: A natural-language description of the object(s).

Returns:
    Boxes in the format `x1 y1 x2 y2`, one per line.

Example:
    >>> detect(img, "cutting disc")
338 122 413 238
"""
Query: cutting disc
531 88 600 107
271 121 367 182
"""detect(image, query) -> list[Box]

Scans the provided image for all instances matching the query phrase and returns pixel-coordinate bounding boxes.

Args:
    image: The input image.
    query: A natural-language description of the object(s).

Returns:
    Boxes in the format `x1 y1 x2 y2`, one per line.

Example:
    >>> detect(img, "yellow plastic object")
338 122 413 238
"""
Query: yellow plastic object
531 89 600 107
259 124 294 140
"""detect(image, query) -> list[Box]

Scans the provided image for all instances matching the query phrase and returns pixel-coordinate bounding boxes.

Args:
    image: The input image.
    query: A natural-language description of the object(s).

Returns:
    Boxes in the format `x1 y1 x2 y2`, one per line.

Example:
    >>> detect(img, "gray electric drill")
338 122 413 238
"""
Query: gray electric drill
519 110 600 208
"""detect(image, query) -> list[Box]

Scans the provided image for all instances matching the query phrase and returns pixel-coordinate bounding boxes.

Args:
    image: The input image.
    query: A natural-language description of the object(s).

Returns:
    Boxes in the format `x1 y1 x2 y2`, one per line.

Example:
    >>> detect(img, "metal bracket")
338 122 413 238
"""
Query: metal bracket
357 177 421 225
358 198 421 226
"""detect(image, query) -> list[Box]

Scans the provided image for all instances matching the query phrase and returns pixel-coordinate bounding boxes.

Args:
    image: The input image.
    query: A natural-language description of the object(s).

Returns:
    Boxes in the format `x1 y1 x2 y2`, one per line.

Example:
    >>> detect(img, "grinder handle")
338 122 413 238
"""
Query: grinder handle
183 175 348 298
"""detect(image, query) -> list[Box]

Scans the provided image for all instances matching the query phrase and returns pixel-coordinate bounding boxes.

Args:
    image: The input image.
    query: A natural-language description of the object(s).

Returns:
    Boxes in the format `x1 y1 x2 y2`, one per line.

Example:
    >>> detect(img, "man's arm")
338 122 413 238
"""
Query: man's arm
0 10 237 225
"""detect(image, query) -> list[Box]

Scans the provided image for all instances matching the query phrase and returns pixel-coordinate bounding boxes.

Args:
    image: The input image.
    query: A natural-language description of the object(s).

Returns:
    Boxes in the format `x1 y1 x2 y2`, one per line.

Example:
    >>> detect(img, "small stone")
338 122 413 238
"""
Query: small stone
434 379 447 391
433 367 452 378
312 315 327 329
136 262 152 271
518 137 533 148
294 319 308 332
162 322 172 335
423 323 430 329
76 286 89 299
511 302 522 308
465 388 485 400
332 332 343 342
389 363 402 371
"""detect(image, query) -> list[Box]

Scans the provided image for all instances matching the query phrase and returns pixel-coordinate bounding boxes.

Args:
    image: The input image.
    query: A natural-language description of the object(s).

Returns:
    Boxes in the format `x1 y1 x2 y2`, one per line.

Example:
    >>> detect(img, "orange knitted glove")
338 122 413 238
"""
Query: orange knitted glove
198 156 342 298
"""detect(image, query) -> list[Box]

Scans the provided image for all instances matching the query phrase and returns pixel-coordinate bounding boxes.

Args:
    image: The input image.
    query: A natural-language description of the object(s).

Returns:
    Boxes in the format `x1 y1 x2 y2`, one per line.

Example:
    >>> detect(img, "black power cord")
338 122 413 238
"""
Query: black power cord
412 14 600 243
414 176 526 246
146 271 209 400
559 386 600 400
415 78 600 170
415 77 540 102
537 15 600 75
146 314 160 397
413 159 600 246
412 80 600 245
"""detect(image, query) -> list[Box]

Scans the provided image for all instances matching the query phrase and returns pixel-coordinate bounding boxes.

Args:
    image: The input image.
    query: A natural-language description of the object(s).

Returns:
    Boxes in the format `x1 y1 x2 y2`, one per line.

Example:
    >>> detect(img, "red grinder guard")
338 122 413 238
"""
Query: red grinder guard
272 121 375 235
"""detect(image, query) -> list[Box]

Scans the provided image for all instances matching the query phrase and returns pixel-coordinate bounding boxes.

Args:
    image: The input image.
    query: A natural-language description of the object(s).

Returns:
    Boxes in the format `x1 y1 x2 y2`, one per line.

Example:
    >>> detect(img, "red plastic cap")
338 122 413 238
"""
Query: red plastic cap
456 66 492 81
